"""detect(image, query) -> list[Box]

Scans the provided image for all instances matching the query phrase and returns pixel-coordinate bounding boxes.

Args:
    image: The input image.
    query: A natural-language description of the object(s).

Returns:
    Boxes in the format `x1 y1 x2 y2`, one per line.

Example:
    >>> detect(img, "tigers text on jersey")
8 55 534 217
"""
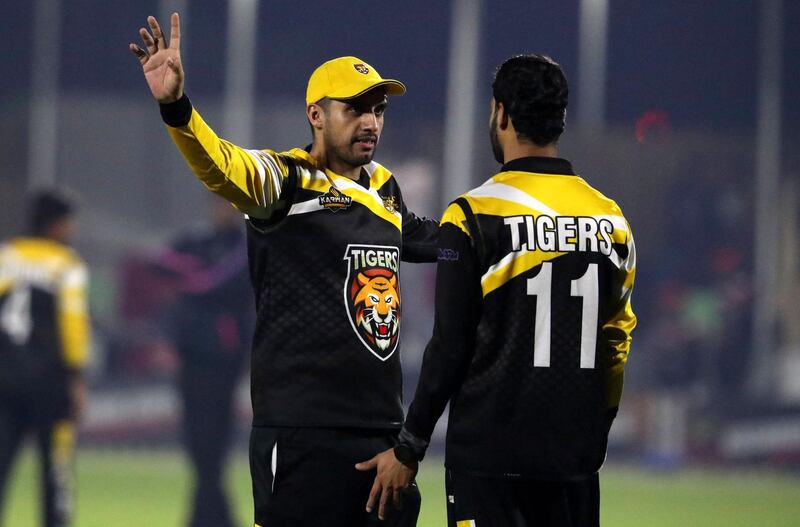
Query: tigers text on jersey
403 156 636 480
0 238 90 396
160 95 437 428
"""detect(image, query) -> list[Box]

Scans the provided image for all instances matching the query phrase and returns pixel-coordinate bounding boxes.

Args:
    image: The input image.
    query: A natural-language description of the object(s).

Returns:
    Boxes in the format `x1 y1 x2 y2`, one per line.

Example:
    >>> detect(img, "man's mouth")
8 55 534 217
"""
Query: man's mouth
354 136 377 149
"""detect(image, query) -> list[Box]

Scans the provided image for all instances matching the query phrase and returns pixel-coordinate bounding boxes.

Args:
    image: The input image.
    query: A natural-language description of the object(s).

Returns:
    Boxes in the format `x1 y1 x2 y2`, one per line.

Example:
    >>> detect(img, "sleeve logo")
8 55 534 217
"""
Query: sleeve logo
343 244 401 361
382 196 398 213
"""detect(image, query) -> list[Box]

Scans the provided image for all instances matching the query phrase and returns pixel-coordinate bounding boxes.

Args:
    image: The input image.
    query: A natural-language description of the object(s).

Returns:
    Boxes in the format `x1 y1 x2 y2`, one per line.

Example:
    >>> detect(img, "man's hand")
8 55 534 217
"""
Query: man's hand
129 13 184 104
355 448 418 520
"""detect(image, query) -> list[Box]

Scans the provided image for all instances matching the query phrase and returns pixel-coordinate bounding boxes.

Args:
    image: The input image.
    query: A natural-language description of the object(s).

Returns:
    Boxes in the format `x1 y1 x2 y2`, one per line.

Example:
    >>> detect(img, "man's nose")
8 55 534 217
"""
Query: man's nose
361 111 379 131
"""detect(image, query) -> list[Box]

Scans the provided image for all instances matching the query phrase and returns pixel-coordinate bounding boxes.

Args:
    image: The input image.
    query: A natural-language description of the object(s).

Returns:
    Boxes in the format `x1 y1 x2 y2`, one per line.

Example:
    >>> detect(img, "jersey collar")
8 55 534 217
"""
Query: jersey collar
500 156 575 176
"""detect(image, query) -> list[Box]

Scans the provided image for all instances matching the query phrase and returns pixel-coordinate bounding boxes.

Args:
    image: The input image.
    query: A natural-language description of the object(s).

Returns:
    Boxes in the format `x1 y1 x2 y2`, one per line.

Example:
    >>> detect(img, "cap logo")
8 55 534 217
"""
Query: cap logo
353 64 370 75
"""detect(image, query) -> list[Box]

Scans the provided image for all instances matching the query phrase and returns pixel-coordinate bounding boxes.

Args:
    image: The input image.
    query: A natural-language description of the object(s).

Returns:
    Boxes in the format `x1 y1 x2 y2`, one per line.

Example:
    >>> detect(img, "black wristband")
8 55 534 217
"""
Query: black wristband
393 443 420 466
159 94 192 127
395 427 428 462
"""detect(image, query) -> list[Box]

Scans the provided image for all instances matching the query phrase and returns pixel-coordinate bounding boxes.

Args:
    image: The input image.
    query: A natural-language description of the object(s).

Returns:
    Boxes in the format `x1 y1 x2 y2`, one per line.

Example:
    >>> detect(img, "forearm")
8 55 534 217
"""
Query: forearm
401 220 482 458
160 95 287 219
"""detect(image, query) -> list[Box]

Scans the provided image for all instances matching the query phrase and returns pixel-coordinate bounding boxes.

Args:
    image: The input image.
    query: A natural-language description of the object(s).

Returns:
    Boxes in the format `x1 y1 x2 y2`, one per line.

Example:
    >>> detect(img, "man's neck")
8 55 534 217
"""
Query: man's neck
503 142 558 164
308 143 362 180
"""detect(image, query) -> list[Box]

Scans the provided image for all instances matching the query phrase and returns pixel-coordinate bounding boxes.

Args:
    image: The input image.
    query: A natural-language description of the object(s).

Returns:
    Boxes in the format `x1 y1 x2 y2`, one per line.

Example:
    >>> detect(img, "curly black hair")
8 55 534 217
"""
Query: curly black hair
492 54 568 146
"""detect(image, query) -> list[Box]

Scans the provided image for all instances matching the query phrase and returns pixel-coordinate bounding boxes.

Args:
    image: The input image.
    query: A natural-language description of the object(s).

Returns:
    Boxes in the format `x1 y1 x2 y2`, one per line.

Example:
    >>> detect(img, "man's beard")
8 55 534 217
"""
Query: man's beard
325 129 378 168
489 110 504 164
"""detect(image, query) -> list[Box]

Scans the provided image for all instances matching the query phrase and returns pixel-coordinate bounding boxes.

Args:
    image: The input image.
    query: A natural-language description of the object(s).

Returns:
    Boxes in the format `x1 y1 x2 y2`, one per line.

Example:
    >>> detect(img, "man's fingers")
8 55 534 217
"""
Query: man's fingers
139 27 157 55
378 486 391 520
129 43 148 65
169 12 181 50
355 457 377 471
393 488 403 510
365 480 380 512
148 16 167 49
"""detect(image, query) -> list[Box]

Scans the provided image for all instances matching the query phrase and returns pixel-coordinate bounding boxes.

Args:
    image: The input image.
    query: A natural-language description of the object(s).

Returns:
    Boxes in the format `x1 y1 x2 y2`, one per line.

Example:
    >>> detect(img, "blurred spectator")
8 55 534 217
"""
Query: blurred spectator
0 190 91 526
154 196 252 527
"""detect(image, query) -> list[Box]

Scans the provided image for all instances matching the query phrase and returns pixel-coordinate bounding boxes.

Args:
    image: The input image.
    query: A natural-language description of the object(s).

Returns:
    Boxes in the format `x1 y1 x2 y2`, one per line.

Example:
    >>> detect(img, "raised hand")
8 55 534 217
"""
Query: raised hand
129 13 184 104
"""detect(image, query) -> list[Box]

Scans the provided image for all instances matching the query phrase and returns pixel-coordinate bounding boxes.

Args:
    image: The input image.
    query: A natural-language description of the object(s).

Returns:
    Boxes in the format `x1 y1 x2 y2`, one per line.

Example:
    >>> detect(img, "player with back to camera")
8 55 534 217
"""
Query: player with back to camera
0 191 91 527
129 13 438 527
361 54 637 527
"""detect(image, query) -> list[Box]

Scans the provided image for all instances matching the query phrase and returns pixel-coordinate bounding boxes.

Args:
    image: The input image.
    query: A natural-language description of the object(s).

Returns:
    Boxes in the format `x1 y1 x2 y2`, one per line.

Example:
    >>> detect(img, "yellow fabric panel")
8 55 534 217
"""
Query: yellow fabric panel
440 202 470 236
58 263 90 370
471 172 631 242
166 109 290 219
341 184 402 230
286 149 402 231
492 171 624 218
602 268 637 408
370 166 395 190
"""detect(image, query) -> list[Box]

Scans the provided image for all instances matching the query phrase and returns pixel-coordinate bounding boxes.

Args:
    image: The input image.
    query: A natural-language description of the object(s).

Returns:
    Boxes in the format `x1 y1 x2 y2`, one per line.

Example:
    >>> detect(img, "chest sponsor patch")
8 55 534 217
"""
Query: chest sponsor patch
319 187 353 212
343 244 401 361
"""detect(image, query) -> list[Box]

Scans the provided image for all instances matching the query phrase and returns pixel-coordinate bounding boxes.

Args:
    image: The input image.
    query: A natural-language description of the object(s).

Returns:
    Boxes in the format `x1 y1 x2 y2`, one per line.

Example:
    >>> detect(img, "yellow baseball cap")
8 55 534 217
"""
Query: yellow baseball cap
306 56 406 105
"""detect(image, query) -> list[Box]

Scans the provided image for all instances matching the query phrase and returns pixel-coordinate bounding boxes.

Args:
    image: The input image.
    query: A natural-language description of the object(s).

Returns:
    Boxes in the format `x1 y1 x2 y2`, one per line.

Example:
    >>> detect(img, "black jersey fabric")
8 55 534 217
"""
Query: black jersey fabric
401 157 637 480
160 97 438 429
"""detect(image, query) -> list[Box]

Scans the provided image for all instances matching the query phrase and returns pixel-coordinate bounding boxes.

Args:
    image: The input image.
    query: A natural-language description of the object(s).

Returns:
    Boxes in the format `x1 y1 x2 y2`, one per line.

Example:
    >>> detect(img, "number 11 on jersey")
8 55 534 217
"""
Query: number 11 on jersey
527 262 599 369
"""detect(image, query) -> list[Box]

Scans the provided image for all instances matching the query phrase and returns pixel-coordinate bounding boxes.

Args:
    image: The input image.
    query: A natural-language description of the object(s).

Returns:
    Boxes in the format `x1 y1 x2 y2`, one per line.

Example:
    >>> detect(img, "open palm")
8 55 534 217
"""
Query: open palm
129 13 184 104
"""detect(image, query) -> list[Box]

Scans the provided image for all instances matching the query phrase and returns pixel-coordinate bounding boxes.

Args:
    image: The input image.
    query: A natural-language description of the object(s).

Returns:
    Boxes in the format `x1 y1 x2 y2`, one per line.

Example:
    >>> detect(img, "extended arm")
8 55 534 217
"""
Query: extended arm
357 204 482 518
400 200 439 263
130 14 290 219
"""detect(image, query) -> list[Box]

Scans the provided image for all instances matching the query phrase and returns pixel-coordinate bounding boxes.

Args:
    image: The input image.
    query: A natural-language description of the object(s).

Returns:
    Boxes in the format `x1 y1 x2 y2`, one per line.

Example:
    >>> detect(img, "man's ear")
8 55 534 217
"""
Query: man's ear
496 102 510 131
307 103 325 130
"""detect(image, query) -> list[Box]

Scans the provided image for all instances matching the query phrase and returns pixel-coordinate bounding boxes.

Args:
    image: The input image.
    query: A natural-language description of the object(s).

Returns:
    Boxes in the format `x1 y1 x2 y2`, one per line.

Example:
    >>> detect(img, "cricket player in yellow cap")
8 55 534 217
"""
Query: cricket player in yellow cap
130 13 436 527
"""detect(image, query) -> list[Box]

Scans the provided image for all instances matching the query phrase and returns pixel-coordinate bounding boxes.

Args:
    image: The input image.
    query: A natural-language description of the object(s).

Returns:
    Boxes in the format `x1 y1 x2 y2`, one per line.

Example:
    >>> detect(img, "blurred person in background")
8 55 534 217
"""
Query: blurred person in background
0 190 91 527
130 13 437 527
362 55 637 526
155 195 251 527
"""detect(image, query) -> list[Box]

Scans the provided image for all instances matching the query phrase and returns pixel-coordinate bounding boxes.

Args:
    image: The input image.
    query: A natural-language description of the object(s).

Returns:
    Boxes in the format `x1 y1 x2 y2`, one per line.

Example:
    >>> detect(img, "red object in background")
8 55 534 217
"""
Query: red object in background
635 110 671 143
119 254 181 319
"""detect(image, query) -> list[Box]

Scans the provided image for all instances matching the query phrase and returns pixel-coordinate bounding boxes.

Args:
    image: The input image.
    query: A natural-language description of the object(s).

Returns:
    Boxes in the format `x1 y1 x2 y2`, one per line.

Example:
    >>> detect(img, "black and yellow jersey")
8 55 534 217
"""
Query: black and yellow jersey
160 95 438 428
0 238 90 396
402 156 636 480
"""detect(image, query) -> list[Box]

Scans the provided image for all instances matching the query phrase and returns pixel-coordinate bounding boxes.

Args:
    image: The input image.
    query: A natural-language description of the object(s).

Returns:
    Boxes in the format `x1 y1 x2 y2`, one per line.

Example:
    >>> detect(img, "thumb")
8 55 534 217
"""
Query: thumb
355 456 378 471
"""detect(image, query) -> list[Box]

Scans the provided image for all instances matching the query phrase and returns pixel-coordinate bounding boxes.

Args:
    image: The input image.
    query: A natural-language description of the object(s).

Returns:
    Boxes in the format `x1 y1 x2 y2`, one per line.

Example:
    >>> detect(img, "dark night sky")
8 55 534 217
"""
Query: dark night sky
1 0 798 137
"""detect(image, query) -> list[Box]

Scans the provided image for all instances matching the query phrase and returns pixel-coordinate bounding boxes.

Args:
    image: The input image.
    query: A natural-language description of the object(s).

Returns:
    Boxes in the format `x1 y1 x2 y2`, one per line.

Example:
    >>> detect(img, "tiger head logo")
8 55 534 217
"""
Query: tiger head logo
353 271 399 352
343 245 401 360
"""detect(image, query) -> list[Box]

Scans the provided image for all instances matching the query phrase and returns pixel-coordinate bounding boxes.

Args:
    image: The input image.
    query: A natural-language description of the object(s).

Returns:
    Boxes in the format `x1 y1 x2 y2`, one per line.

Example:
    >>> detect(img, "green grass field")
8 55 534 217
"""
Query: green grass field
4 447 799 526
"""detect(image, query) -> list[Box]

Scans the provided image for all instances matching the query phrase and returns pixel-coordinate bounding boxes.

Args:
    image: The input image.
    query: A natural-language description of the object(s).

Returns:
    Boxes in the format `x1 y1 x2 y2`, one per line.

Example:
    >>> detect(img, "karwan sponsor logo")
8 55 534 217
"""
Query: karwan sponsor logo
318 186 353 212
